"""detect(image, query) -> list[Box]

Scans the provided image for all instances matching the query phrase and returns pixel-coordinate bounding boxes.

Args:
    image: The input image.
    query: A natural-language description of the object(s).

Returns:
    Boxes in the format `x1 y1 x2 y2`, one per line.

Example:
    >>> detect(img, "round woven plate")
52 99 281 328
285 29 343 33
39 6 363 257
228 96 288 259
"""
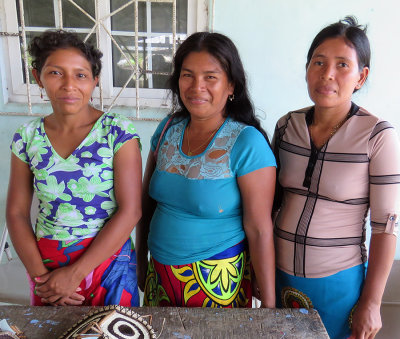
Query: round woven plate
59 305 156 339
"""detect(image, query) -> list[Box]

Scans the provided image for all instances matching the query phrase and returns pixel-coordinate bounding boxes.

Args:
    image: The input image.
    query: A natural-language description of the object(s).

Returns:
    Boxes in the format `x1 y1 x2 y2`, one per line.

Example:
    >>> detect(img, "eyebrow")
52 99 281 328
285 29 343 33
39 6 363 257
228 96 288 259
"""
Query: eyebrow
312 54 350 61
181 67 222 74
43 64 91 72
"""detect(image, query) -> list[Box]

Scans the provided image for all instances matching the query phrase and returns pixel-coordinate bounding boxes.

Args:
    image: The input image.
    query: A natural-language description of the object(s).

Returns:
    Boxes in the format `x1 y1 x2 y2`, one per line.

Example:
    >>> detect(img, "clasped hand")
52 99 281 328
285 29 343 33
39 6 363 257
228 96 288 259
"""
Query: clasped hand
34 266 85 306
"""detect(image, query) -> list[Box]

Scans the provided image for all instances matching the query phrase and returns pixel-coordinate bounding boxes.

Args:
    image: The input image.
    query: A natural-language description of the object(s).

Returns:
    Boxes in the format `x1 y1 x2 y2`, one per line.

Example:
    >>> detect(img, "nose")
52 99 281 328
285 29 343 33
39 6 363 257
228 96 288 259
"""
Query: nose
320 64 335 80
62 74 75 90
191 76 205 90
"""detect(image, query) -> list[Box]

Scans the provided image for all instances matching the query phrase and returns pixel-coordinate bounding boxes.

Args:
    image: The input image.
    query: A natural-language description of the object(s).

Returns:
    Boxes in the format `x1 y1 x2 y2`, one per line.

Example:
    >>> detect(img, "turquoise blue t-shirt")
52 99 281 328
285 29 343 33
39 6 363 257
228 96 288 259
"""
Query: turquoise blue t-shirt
148 116 276 265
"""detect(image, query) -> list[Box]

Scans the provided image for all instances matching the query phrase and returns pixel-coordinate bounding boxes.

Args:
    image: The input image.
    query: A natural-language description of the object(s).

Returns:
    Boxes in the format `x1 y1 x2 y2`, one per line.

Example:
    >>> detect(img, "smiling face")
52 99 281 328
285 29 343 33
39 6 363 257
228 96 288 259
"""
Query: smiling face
33 47 98 116
306 37 369 112
178 51 234 122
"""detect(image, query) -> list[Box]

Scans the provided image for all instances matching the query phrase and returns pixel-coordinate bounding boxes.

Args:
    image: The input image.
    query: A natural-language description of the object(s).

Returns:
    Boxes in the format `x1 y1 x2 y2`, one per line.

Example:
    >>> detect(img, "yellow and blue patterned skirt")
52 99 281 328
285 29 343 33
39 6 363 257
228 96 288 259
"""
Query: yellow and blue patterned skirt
144 241 252 307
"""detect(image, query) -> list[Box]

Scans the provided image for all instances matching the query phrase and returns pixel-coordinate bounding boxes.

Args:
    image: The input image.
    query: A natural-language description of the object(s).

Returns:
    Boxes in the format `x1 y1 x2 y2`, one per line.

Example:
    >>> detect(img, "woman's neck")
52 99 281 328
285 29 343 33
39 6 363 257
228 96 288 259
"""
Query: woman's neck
188 115 226 134
47 106 102 132
313 102 352 127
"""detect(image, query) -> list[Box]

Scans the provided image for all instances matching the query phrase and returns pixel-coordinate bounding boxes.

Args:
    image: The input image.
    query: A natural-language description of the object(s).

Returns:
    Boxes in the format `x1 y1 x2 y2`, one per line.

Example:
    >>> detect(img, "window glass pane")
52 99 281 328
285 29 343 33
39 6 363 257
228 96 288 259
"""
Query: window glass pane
112 35 174 89
21 32 42 85
110 1 187 89
151 0 187 34
148 36 173 89
112 35 145 88
111 0 146 32
17 0 55 27
63 0 96 29
177 0 188 34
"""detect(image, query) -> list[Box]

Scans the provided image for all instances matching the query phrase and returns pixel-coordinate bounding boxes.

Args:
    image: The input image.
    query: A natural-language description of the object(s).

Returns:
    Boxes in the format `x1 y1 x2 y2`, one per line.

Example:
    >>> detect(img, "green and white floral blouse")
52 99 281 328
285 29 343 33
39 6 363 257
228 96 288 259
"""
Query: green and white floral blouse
11 112 140 241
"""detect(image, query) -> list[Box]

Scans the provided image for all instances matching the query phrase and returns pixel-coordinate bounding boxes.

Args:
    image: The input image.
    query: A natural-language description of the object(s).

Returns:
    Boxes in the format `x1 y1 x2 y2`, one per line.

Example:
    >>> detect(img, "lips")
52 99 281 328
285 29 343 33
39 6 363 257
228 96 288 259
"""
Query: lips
186 97 208 104
316 85 336 95
58 96 80 103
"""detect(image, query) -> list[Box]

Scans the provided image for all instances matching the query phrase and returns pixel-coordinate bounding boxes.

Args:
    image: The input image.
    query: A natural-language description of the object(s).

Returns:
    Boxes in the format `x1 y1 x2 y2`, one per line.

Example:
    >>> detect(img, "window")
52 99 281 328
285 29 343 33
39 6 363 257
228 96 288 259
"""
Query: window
0 0 209 115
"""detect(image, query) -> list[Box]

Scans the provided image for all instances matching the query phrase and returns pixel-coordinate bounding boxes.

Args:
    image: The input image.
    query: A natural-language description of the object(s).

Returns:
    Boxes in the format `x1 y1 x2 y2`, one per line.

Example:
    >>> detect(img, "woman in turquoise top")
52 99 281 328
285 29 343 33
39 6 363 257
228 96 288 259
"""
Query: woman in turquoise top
6 30 142 306
136 32 276 308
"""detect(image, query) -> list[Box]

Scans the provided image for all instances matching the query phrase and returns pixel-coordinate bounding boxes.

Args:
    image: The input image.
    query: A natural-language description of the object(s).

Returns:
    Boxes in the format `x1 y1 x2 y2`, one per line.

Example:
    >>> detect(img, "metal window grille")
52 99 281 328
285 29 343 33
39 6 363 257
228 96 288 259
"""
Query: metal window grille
0 0 204 121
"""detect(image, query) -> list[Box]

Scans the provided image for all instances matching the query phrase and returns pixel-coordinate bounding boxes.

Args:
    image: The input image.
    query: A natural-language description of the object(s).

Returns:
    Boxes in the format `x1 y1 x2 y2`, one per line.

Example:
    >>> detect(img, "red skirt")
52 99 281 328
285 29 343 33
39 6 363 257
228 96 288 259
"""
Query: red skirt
144 241 252 307
29 237 139 306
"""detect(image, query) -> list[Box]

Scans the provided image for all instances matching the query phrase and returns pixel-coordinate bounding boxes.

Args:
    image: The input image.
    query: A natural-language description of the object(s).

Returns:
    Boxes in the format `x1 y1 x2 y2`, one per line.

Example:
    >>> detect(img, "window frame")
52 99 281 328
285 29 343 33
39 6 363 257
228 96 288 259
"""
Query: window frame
0 0 209 113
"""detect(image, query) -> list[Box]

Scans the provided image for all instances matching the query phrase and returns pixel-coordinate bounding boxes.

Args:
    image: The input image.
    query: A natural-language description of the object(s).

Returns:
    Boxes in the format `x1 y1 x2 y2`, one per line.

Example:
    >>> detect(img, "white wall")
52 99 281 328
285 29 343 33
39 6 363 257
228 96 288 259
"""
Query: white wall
214 0 400 134
212 0 400 258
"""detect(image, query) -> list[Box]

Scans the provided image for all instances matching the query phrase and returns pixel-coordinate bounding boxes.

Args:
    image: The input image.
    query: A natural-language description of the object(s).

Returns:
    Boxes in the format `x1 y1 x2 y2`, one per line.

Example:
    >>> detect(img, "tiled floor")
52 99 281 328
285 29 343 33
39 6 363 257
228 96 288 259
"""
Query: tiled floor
1 258 399 338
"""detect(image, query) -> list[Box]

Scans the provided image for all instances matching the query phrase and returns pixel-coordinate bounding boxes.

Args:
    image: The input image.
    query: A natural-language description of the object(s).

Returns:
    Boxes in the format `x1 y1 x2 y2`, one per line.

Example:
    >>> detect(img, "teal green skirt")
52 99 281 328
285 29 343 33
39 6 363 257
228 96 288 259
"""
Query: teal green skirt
276 264 366 339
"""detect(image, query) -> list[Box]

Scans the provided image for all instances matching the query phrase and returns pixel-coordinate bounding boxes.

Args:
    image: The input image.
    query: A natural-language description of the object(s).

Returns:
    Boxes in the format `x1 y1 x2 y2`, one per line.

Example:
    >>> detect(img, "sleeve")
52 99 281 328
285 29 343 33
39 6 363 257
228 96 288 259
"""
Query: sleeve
10 123 30 164
271 112 292 154
271 125 278 153
150 115 172 152
271 119 284 212
231 126 276 177
368 121 400 236
110 114 141 153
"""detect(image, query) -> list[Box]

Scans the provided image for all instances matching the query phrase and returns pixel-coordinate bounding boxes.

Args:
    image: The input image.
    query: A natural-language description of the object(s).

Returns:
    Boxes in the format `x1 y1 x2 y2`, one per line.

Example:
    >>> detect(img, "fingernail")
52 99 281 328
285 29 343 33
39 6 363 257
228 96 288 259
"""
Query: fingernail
76 287 82 292
34 277 41 282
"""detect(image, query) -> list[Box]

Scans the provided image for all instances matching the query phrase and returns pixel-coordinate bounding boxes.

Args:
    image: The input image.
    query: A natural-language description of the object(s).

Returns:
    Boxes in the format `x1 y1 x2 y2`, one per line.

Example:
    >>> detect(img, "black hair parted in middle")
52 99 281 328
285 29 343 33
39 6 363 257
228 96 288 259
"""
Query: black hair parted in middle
168 32 270 143
306 16 371 72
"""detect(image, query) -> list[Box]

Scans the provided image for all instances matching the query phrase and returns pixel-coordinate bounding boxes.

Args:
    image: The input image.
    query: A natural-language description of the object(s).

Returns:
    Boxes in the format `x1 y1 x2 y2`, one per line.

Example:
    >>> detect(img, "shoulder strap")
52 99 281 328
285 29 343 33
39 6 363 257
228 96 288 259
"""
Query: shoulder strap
153 116 173 160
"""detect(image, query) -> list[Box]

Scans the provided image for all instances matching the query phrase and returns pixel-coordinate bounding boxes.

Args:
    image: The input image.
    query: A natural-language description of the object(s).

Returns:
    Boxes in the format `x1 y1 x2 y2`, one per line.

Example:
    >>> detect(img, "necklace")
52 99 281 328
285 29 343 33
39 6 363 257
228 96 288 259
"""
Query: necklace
310 112 350 148
186 122 221 156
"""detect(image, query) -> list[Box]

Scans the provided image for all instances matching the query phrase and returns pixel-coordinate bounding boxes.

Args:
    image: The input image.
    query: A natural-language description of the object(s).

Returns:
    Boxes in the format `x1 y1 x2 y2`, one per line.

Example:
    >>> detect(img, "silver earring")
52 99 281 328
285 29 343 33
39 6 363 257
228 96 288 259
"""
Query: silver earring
228 94 235 102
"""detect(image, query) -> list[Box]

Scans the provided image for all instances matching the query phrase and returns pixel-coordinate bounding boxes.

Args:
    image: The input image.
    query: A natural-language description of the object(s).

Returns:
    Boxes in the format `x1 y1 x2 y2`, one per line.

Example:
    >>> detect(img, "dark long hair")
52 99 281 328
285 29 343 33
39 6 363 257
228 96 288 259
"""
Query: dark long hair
168 32 270 143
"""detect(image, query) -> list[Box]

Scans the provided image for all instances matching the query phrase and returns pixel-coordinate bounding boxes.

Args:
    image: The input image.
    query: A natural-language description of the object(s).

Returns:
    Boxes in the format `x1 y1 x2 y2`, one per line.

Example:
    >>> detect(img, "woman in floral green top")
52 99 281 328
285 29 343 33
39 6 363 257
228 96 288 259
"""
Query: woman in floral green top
6 30 142 306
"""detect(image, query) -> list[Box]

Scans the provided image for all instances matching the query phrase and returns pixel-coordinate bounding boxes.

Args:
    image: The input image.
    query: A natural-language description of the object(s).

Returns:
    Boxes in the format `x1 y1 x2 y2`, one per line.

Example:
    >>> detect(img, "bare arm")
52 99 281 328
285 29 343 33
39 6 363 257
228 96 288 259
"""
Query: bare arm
350 233 396 339
135 150 157 291
6 154 48 279
238 166 276 308
349 125 400 338
36 138 142 303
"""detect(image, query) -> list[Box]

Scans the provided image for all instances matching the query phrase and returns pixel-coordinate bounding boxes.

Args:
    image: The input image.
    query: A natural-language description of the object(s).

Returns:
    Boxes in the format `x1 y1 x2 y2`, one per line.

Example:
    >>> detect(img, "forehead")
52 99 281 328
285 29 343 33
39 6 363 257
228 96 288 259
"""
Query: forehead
182 51 224 70
312 37 357 59
44 47 91 68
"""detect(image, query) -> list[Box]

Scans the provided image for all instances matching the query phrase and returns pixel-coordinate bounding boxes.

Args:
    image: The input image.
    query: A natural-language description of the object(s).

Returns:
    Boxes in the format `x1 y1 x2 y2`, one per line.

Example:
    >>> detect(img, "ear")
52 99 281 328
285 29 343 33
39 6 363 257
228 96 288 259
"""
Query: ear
305 63 311 82
32 68 42 87
92 76 99 91
228 82 234 96
355 66 369 90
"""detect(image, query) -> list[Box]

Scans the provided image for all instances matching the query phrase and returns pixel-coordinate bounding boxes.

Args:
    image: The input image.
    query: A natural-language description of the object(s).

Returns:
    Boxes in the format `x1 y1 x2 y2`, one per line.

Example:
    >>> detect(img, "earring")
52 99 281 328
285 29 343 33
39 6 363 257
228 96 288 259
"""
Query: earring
228 94 235 102
39 87 44 100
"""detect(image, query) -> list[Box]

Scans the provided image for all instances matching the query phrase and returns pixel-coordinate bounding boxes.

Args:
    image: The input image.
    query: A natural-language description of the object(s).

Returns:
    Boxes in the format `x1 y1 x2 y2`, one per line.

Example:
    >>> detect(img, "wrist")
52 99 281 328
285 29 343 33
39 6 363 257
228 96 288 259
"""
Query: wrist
28 265 49 279
358 291 382 309
68 262 89 282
